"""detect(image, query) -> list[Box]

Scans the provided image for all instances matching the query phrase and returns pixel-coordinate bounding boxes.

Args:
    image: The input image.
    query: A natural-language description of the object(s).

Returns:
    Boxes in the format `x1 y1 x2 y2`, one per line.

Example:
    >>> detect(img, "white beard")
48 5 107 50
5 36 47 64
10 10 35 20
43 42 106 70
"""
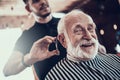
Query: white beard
67 38 99 62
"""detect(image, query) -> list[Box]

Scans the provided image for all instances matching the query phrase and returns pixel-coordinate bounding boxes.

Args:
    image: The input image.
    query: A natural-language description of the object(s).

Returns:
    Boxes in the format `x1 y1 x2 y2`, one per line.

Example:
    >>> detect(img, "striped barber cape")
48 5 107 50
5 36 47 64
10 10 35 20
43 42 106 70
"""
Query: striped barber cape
45 53 120 80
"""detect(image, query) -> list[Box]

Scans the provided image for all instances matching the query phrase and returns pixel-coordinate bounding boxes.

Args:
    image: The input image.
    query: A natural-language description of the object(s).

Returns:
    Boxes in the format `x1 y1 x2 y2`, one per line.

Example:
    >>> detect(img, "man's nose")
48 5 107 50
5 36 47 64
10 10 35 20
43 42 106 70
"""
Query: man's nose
40 0 46 4
83 30 92 40
38 0 45 5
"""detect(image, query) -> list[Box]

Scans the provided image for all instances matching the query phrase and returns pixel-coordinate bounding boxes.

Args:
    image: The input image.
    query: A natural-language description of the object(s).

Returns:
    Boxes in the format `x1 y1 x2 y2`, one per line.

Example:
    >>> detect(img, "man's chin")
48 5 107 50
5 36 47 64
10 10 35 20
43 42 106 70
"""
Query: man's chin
83 52 97 59
41 13 51 18
73 53 96 61
36 12 51 18
77 50 98 60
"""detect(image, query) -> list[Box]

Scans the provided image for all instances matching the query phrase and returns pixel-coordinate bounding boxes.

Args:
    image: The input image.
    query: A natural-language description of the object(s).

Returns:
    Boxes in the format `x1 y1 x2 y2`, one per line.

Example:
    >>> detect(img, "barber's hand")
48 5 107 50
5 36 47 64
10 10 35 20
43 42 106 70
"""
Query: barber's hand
25 36 59 65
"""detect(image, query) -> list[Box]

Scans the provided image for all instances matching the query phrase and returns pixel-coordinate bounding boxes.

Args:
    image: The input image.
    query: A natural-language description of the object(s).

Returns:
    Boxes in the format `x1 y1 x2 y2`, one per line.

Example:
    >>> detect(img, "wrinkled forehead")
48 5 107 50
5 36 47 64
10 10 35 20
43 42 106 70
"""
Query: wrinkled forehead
64 11 94 30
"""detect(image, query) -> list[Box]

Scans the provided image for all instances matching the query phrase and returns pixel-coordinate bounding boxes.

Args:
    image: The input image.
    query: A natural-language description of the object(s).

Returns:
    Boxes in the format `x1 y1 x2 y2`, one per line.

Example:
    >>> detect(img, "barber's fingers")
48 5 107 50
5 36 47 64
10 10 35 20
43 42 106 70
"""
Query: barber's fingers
34 36 56 47
46 50 60 58
35 36 56 44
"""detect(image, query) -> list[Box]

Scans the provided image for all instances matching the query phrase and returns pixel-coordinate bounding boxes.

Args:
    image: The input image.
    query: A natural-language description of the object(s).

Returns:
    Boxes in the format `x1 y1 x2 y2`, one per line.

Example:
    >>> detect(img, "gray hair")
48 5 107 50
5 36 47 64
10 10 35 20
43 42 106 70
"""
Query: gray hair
57 9 95 36
57 9 86 35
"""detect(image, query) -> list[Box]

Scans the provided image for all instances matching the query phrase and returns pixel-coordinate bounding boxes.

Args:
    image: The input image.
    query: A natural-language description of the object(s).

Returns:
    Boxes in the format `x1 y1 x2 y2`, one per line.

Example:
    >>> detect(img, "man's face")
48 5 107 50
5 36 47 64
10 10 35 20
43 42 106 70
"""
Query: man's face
65 13 99 60
28 0 51 18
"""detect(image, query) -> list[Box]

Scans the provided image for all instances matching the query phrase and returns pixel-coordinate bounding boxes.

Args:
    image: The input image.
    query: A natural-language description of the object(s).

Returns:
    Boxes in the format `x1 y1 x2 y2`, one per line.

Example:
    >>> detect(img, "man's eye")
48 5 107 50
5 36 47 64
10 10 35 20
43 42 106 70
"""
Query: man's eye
32 0 39 3
88 26 95 32
88 28 93 32
74 28 83 34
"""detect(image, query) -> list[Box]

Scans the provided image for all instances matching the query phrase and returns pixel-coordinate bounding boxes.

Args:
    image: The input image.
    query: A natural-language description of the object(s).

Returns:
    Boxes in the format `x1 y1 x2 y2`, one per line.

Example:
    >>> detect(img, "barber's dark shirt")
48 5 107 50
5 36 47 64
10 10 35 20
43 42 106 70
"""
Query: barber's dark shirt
14 17 66 80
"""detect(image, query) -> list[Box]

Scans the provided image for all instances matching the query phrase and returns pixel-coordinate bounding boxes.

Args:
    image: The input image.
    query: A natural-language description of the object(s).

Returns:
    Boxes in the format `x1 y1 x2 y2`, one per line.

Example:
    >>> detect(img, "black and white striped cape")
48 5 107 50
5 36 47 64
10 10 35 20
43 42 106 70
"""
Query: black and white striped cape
45 53 120 80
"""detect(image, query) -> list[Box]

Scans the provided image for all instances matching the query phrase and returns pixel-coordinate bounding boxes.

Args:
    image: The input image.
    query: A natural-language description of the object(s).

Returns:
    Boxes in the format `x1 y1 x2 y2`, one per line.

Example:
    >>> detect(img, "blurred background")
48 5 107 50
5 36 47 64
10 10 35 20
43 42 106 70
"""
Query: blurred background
0 0 120 80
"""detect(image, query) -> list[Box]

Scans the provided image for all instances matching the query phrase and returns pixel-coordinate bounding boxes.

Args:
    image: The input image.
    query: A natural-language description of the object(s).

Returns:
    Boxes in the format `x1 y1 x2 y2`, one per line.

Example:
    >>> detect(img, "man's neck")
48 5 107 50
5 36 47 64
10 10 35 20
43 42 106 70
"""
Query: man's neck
67 54 92 63
34 14 52 24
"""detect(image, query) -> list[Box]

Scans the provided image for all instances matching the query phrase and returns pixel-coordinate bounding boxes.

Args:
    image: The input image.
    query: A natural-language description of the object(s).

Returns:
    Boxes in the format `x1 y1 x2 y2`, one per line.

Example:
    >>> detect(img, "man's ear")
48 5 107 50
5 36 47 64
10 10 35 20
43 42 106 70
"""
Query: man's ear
25 5 32 12
57 34 67 48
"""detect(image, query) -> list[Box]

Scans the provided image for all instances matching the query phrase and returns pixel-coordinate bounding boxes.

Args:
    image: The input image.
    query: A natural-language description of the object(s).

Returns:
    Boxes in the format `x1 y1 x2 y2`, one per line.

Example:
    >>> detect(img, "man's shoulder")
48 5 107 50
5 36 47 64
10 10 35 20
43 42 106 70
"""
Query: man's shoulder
51 17 60 24
99 53 119 57
22 22 37 34
47 58 70 73
45 58 67 79
48 58 66 70
98 53 120 62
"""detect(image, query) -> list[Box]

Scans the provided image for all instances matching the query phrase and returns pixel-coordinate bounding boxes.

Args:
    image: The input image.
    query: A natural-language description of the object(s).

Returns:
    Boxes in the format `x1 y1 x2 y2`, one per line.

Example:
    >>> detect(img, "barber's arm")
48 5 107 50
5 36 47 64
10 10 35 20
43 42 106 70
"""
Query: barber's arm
3 36 59 76
3 51 27 76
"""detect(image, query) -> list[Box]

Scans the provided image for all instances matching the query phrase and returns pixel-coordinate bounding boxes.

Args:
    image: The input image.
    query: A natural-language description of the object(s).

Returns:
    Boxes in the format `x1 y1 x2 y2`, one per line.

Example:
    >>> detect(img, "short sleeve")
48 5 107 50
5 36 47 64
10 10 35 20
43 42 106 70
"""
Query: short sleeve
13 31 32 55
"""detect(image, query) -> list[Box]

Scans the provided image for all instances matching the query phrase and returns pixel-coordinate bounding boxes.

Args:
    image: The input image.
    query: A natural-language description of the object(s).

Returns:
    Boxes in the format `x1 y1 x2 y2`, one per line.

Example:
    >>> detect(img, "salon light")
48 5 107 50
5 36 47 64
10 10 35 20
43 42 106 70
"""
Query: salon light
113 24 117 30
100 29 104 35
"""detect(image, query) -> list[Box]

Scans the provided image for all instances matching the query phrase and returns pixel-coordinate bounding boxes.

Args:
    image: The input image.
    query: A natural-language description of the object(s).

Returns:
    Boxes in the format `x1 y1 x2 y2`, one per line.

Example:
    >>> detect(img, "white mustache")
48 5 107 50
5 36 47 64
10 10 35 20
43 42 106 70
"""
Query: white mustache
79 38 97 46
